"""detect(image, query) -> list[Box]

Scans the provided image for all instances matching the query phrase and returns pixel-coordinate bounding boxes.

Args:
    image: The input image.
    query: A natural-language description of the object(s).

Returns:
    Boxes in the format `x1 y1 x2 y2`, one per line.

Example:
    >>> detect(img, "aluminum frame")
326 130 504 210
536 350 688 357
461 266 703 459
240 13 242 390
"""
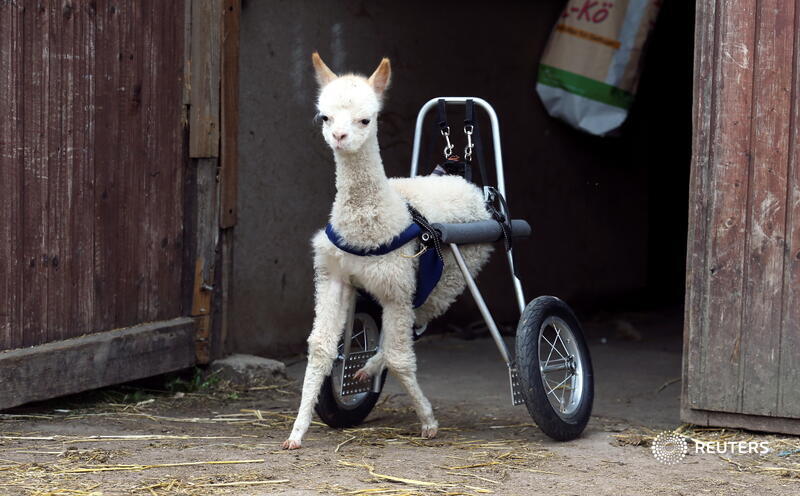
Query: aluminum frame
338 98 530 404
411 98 526 370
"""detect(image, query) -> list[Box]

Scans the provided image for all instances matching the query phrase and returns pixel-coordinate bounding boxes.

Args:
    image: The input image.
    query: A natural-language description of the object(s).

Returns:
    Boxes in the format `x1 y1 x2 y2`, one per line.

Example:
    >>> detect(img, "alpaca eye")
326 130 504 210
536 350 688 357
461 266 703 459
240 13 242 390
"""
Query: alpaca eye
321 115 329 122
361 119 371 125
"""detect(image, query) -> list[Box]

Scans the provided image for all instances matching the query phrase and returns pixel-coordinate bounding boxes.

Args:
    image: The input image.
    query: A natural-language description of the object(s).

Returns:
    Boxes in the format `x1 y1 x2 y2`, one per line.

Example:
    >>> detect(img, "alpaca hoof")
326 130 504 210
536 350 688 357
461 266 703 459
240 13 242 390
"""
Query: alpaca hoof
353 368 371 383
282 439 302 450
421 424 438 439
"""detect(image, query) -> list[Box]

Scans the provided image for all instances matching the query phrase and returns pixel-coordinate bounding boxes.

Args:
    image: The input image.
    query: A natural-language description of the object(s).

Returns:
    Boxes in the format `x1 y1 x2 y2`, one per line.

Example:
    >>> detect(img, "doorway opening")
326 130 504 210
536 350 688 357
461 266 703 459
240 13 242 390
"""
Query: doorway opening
235 0 695 429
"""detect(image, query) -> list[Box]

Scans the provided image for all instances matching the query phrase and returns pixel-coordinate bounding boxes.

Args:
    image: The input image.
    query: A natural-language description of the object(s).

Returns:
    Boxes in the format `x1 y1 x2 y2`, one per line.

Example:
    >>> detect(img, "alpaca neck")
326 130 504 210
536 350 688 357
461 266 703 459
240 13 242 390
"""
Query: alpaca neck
330 136 410 248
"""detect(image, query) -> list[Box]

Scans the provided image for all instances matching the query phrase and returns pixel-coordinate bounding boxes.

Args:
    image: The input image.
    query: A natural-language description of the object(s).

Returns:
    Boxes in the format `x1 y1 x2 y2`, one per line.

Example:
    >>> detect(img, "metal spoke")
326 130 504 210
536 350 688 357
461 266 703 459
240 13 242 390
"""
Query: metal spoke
542 331 557 369
554 324 570 358
546 373 573 397
542 374 558 391
350 330 365 350
541 333 566 361
538 316 585 419
567 372 576 409
332 312 381 408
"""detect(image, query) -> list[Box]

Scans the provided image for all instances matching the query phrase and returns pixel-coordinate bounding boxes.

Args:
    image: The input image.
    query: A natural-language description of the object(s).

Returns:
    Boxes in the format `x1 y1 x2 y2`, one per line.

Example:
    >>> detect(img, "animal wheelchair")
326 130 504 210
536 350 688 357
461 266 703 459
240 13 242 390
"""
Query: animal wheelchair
314 97 594 441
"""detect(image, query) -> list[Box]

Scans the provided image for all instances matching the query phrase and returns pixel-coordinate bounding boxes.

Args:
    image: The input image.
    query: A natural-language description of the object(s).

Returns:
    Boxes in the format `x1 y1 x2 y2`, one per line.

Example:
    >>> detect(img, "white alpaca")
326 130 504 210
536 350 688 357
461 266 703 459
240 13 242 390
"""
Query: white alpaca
282 54 493 450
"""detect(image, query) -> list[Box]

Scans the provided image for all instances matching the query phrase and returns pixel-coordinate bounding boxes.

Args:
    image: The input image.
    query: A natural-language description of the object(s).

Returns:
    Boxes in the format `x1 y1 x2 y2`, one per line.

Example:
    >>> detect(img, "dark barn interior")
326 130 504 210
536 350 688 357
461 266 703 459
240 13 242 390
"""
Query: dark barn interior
232 0 696 355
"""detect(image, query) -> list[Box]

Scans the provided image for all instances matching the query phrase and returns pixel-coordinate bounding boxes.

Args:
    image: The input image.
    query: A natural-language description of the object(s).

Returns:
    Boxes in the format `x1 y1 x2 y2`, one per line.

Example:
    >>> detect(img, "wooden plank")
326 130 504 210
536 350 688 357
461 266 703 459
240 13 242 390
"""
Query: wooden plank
686 0 800 424
219 0 240 228
149 0 187 322
191 258 213 318
141 0 161 322
65 3 96 338
0 318 196 411
778 0 800 419
192 158 220 292
93 0 123 332
195 315 212 364
46 0 70 343
190 157 220 363
180 0 195 317
189 0 221 158
91 1 188 332
71 0 97 339
739 0 795 416
181 137 197 318
193 256 212 364
116 1 147 327
0 1 24 351
1 1 186 349
21 2 51 348
681 405 800 436
697 0 757 413
683 0 718 410
211 228 233 360
183 0 192 106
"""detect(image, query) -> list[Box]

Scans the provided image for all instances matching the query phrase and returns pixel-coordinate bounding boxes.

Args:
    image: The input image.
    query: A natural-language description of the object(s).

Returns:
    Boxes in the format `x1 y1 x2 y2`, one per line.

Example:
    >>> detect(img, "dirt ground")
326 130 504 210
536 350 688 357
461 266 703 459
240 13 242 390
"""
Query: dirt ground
1 315 799 495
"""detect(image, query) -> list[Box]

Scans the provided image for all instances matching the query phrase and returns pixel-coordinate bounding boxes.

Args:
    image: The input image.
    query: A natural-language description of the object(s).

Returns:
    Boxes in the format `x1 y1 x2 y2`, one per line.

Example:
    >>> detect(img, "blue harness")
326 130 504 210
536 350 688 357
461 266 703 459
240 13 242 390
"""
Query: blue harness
324 213 444 308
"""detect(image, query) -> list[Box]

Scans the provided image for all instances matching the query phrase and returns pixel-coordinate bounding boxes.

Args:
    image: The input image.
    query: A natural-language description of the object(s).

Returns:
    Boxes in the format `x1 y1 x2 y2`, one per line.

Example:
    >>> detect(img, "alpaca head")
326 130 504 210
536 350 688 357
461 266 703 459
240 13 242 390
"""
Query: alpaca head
312 53 391 154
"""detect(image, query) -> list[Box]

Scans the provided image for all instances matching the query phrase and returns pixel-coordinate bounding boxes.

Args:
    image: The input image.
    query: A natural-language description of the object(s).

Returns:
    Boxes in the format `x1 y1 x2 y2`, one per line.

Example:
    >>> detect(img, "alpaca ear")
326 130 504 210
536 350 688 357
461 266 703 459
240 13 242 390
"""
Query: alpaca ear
311 52 337 86
368 57 391 96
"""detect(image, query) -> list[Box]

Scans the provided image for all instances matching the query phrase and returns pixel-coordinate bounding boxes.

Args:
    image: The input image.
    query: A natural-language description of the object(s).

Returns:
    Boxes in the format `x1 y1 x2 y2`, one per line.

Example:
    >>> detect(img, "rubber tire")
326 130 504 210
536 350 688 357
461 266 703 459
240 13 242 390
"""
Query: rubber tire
516 296 594 441
315 296 388 428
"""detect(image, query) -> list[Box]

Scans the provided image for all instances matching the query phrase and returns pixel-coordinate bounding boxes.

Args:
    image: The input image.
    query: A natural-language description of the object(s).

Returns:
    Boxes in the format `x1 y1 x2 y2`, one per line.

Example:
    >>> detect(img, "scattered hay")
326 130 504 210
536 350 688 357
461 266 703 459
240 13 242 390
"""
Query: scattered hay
612 427 659 447
338 460 457 488
59 448 124 464
59 458 266 474
128 473 293 495
328 426 556 496
0 392 558 495
30 487 103 496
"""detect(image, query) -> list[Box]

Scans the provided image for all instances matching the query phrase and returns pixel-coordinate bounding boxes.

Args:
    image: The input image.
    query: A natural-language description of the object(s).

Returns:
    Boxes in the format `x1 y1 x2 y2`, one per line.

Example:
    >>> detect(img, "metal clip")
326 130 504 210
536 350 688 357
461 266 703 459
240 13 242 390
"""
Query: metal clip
464 124 474 161
400 244 428 259
441 126 454 158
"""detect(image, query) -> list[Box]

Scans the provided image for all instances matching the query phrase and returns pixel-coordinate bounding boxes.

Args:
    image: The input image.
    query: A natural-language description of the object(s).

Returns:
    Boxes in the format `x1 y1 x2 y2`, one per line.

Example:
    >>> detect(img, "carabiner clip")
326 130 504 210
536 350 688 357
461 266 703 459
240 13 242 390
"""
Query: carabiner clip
463 124 474 161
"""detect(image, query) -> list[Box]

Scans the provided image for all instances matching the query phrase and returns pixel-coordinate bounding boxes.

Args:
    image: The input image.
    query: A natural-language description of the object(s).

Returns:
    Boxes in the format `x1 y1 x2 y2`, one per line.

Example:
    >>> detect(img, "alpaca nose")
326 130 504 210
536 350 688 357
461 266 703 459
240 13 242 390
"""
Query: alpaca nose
333 132 348 141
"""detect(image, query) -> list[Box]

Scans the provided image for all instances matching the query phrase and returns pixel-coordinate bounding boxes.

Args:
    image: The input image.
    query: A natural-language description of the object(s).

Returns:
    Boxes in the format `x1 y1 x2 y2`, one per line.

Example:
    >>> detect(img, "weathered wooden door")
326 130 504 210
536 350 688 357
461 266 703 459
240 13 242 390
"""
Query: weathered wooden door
683 0 800 434
0 0 239 410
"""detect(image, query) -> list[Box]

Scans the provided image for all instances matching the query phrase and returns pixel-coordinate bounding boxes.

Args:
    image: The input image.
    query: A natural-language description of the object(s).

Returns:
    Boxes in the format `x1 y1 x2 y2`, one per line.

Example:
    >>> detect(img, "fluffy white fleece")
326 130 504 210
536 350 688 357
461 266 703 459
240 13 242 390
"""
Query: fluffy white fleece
283 54 492 450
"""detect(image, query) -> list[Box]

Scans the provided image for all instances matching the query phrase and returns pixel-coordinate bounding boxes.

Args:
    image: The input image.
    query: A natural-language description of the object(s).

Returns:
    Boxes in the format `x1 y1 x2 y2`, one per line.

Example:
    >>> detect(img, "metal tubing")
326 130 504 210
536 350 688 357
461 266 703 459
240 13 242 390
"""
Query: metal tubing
540 357 573 374
450 243 512 365
411 97 527 317
507 251 526 315
410 97 507 200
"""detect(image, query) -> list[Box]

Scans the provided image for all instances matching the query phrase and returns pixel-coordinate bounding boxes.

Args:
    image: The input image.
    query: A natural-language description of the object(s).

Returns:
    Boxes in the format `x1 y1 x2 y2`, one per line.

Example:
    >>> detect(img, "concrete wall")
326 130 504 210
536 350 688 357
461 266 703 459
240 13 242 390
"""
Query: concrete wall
232 0 693 355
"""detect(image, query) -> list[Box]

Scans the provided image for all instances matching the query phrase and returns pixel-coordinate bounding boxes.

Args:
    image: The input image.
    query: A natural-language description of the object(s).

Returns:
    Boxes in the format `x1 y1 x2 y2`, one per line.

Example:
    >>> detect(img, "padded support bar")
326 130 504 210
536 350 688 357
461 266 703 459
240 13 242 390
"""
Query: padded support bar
432 219 531 244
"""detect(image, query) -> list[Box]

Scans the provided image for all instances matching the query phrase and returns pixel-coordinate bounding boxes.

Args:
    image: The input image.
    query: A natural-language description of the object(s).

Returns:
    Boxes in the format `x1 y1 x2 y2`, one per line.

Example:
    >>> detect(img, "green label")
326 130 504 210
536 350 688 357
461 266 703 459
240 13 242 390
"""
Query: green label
538 64 634 109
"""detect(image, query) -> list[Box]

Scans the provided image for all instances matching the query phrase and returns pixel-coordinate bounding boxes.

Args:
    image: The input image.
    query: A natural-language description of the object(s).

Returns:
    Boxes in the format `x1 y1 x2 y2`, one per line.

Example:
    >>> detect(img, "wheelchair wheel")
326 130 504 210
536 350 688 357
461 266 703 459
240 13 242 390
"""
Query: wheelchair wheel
516 296 593 441
315 296 387 428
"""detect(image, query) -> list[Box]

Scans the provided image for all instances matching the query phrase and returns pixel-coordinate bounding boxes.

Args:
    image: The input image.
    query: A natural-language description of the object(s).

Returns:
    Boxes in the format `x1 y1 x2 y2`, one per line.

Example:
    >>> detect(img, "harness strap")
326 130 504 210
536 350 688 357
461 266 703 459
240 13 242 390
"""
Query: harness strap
324 222 421 256
464 99 489 191
325 206 444 308
464 100 517 272
436 98 448 130
408 205 444 263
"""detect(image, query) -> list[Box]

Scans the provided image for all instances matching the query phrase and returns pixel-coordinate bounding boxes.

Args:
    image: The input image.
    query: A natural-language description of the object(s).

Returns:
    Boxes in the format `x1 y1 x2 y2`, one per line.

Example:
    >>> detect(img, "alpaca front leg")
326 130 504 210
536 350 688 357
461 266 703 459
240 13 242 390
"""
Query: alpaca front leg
282 277 352 450
381 303 438 439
